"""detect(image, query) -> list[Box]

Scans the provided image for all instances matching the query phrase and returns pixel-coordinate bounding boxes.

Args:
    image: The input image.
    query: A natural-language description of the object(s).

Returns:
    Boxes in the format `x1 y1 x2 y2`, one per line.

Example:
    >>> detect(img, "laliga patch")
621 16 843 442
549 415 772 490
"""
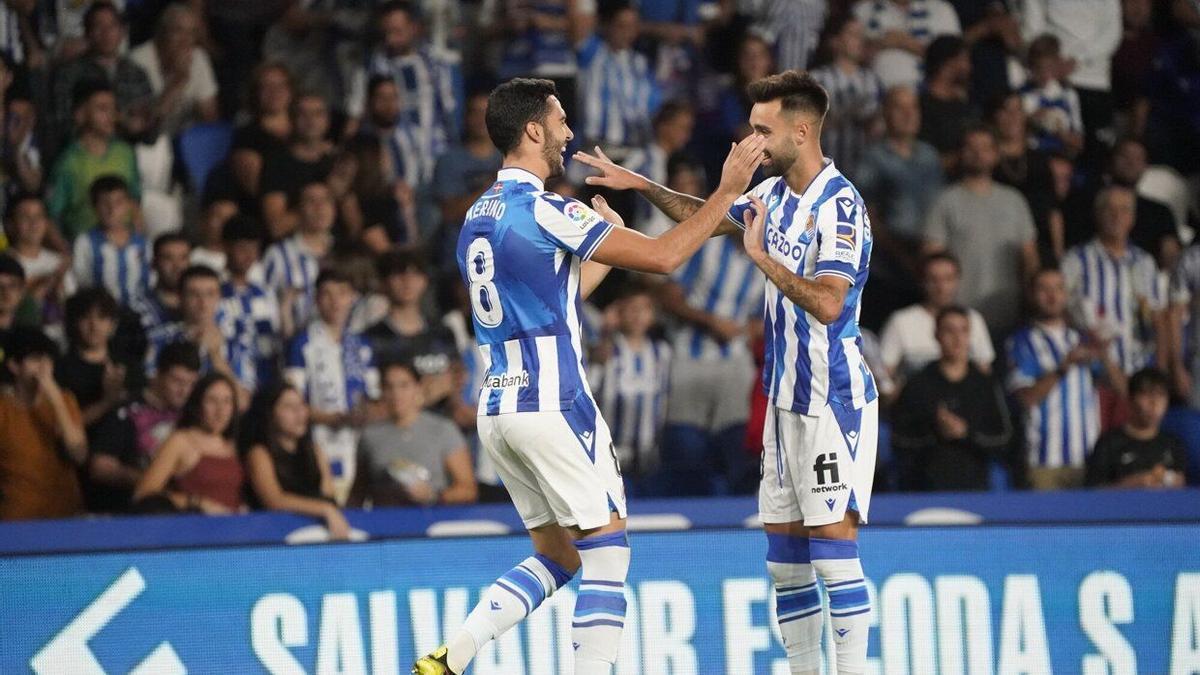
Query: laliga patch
564 201 602 229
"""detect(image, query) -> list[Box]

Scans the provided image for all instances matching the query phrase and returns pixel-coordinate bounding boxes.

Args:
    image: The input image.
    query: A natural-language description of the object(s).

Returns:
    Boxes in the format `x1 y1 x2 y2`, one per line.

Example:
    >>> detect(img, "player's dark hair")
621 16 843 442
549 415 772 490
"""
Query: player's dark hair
746 70 829 120
89 174 130 205
921 251 962 277
1128 367 1169 397
180 264 221 291
83 0 122 34
935 305 970 329
64 287 119 347
157 340 202 374
486 78 559 155
153 232 190 258
376 246 430 279
177 372 240 440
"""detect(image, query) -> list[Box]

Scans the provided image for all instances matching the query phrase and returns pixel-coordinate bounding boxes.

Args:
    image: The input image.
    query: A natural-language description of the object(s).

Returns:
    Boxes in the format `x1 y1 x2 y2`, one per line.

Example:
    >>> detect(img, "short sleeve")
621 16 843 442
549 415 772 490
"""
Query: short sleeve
532 195 615 261
726 179 777 231
814 191 866 284
1004 333 1042 391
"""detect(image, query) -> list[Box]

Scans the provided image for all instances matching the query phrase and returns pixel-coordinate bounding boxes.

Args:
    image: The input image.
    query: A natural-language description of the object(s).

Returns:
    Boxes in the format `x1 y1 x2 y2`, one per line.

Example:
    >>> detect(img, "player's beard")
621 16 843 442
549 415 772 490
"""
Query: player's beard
761 144 797 178
543 134 566 178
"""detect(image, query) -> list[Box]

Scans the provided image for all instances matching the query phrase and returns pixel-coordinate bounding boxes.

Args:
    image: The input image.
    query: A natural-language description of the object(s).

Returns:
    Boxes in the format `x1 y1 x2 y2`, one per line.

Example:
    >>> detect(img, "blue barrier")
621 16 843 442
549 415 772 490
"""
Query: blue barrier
3 524 1198 674
2 488 1199 556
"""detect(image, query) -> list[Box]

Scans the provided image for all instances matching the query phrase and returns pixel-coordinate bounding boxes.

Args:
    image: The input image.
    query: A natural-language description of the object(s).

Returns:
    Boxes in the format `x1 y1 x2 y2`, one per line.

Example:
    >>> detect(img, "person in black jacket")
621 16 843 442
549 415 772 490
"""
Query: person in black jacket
893 306 1013 490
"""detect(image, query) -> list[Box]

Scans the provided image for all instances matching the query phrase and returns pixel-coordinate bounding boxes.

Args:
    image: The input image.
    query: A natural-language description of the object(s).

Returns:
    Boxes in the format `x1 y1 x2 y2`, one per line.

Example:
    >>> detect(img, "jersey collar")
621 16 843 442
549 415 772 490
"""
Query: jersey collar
497 166 545 191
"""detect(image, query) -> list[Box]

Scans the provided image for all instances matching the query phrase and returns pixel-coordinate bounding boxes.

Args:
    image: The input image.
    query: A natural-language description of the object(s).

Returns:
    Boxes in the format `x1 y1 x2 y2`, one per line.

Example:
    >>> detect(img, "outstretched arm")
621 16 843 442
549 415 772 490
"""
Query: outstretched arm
574 146 743 238
580 195 624 299
588 135 766 274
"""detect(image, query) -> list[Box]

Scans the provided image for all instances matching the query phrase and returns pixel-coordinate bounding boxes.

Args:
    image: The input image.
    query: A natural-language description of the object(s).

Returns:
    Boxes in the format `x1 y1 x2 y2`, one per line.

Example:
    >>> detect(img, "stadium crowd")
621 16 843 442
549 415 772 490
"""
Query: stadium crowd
0 0 1197 529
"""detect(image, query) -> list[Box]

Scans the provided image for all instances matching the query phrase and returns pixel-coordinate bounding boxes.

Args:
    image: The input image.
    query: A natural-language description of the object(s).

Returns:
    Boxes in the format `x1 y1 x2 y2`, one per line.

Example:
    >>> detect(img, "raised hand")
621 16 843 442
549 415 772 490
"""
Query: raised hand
718 134 767 197
741 194 768 263
573 146 648 191
590 194 625 228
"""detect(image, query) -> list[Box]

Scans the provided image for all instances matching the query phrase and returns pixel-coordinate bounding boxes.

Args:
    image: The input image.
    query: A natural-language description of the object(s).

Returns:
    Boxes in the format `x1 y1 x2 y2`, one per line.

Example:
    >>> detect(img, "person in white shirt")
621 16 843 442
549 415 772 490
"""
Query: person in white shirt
880 251 994 386
853 0 962 90
130 3 219 137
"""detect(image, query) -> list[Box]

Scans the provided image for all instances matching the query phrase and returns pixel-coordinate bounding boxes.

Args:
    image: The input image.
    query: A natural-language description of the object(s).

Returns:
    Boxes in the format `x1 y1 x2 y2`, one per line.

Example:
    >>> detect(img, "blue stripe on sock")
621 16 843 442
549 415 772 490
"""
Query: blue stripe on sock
575 606 627 618
576 593 627 614
828 585 869 610
533 554 575 588
575 531 629 550
572 619 625 629
830 607 871 618
825 578 865 589
495 580 531 615
501 567 545 606
580 579 624 588
778 607 823 624
766 534 810 563
777 587 821 615
809 537 858 560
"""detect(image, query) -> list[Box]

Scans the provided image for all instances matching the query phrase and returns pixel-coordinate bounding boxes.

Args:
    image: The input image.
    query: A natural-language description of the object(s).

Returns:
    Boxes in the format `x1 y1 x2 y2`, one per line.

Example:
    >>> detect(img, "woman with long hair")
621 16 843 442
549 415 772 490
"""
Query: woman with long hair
133 371 245 514
242 382 350 539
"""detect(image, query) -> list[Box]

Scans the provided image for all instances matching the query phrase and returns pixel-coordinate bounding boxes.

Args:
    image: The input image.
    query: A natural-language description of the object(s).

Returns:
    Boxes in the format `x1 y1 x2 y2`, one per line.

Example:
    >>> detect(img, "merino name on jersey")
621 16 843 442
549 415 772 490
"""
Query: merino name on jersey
456 167 615 416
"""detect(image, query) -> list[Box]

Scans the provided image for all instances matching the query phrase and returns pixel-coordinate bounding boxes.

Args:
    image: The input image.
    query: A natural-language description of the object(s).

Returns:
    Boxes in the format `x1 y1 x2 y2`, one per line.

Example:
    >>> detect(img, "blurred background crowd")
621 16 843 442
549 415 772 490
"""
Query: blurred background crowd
0 0 1198 531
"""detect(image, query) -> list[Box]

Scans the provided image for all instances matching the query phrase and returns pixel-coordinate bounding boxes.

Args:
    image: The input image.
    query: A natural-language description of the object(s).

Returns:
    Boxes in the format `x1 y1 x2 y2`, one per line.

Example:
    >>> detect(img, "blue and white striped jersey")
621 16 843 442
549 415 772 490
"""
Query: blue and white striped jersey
284 320 379 414
71 229 151 306
218 281 281 391
262 234 323 332
669 237 765 361
144 323 257 391
1060 240 1165 374
457 167 616 416
810 64 882 179
387 118 434 188
1019 80 1083 154
594 334 671 469
1006 323 1101 469
365 47 461 159
577 37 659 149
729 161 878 414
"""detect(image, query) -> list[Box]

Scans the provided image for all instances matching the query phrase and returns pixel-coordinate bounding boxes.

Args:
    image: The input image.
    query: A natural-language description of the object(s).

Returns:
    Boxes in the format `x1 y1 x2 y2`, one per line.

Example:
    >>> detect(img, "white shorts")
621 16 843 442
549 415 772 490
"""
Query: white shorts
759 399 878 527
477 399 627 531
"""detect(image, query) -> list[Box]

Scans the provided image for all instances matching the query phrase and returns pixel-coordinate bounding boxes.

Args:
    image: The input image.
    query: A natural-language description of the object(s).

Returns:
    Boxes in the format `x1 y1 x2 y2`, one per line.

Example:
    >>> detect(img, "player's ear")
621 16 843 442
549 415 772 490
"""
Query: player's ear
525 120 544 145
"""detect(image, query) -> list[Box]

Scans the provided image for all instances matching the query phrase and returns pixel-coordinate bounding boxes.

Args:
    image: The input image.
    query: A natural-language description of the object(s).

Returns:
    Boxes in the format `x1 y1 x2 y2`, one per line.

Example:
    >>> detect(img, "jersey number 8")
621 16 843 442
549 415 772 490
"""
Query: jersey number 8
467 238 504 327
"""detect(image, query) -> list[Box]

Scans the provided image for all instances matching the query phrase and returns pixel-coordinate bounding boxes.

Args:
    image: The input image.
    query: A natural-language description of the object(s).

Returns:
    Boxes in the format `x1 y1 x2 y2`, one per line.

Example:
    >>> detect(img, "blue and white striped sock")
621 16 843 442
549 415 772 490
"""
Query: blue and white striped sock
448 553 575 673
767 534 822 675
572 531 631 675
811 538 871 675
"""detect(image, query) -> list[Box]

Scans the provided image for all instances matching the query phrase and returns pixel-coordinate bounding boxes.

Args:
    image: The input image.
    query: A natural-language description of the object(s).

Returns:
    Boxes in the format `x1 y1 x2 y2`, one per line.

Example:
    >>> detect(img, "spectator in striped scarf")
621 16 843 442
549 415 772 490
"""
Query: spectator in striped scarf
811 14 883 179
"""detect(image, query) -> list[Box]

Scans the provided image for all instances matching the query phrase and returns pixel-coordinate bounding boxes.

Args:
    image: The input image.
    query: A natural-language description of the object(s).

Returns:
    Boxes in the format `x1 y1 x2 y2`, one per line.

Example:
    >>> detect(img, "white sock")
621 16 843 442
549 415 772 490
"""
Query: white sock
767 534 822 675
572 531 631 675
446 553 574 673
811 537 871 675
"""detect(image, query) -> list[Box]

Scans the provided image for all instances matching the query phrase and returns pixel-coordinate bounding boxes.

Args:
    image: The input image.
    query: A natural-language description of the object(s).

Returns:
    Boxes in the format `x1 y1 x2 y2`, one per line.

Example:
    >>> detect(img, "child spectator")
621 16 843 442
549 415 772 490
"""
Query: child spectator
0 328 88 520
86 341 201 513
57 288 137 435
1086 368 1188 488
218 215 279 393
285 269 379 504
71 175 150 306
133 372 246 514
263 181 335 337
351 360 474 507
244 382 350 539
1019 34 1084 157
48 82 141 240
365 248 459 408
4 193 71 321
593 285 671 488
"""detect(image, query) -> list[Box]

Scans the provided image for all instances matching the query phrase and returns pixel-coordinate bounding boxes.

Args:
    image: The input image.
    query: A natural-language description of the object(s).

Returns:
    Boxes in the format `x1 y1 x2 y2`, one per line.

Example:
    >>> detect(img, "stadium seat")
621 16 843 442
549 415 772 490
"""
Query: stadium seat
1138 165 1198 244
176 122 234 195
1162 406 1200 486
